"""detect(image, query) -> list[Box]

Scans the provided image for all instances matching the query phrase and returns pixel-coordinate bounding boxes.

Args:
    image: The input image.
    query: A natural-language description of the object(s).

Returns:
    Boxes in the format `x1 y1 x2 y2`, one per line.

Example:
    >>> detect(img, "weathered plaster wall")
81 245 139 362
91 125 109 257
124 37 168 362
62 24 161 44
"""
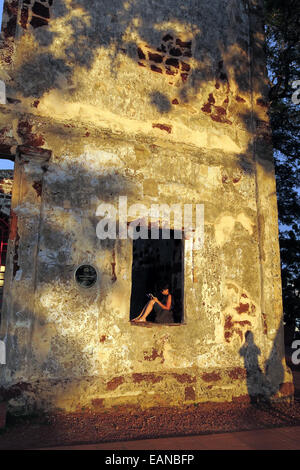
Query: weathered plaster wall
0 0 293 414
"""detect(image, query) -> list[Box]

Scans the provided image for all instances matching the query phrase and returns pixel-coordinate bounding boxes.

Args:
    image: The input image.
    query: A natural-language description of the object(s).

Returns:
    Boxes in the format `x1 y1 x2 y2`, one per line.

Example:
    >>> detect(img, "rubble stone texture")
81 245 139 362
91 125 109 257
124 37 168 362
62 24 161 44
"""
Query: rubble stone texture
0 0 294 415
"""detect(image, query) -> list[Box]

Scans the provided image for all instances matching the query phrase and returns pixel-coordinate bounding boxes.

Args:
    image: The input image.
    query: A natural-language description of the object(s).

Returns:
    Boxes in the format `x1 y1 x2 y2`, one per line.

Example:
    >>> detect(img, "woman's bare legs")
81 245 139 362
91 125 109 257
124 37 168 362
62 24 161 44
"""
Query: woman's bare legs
132 299 155 322
131 303 147 322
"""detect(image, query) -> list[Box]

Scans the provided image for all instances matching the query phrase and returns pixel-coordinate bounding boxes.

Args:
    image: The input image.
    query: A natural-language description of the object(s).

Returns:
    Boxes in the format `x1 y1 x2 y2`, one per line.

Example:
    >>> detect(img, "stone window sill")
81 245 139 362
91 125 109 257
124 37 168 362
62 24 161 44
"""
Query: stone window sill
129 321 185 327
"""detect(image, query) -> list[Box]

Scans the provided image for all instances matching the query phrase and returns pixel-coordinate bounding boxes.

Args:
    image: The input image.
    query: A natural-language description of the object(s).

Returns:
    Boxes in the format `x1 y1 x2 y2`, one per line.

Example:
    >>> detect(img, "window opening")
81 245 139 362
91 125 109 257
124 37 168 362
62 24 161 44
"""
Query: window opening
130 229 184 324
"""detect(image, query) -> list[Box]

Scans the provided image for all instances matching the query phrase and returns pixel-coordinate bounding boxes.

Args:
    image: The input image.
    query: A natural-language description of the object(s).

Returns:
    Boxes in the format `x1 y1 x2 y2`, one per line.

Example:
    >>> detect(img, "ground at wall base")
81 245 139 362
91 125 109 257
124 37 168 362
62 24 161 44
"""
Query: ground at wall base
0 397 300 450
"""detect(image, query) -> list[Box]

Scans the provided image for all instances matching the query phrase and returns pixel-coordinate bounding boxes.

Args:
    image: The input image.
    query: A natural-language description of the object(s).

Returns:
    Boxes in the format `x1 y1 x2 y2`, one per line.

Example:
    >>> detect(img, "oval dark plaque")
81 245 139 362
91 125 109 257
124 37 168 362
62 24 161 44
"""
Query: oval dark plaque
75 265 97 288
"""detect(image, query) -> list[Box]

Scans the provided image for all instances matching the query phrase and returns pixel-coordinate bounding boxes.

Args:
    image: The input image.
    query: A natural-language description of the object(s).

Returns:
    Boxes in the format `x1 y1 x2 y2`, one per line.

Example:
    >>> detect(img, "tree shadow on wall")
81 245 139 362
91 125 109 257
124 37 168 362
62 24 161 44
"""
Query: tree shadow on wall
6 0 273 175
0 158 139 413
17 0 253 96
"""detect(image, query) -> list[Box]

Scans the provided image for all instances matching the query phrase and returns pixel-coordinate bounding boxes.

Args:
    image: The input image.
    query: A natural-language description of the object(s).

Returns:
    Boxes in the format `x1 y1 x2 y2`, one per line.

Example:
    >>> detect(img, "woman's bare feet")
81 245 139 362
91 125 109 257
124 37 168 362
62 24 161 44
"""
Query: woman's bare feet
131 316 146 322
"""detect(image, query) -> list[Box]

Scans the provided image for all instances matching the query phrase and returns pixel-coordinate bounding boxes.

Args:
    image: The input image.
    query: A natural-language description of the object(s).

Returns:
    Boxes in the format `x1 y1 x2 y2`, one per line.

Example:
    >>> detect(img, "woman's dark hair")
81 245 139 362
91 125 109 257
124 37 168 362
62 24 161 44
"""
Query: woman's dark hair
161 283 170 291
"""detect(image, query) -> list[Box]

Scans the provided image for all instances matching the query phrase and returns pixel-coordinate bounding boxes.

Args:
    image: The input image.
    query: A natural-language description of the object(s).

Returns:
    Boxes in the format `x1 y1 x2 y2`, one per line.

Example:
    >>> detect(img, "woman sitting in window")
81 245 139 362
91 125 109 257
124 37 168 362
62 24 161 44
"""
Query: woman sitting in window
132 284 173 323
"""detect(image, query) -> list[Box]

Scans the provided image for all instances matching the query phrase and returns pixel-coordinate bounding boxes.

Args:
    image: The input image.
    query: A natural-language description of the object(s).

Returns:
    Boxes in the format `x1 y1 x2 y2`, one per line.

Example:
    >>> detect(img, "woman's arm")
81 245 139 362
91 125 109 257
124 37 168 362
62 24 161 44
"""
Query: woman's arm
155 294 172 311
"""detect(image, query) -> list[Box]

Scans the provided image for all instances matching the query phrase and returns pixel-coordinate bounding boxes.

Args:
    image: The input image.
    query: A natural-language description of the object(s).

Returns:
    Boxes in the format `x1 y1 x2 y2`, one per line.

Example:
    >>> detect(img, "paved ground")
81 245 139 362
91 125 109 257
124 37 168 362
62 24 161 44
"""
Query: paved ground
40 425 300 450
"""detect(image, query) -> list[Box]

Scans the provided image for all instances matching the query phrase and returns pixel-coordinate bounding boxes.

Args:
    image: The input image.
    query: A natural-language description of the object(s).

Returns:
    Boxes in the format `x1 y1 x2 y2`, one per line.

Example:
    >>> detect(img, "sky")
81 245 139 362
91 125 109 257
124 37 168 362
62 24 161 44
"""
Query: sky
0 1 13 169
0 0 3 30
0 159 14 169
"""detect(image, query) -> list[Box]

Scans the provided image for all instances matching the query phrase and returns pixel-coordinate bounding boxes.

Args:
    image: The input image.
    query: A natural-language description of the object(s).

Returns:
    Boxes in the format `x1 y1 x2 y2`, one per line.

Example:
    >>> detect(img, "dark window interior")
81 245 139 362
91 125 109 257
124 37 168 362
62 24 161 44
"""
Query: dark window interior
130 230 183 324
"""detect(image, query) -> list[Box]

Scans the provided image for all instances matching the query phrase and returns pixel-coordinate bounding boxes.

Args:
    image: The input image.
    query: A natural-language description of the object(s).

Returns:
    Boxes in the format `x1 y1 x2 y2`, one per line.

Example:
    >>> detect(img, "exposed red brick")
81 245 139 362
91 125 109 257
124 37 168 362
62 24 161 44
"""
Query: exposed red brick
150 64 163 73
185 386 196 401
99 335 107 343
201 372 221 383
208 93 215 104
211 114 232 125
106 376 125 391
137 47 146 60
132 373 163 384
9 210 18 241
165 68 176 75
224 315 233 330
165 58 179 68
224 315 251 343
18 120 45 147
18 120 32 137
181 62 190 72
233 176 241 183
228 367 247 380
152 123 172 134
143 348 164 363
201 103 211 114
237 320 251 327
224 332 231 343
27 134 45 147
172 99 179 105
181 73 188 82
215 106 226 116
148 52 163 63
172 373 196 384
235 303 249 314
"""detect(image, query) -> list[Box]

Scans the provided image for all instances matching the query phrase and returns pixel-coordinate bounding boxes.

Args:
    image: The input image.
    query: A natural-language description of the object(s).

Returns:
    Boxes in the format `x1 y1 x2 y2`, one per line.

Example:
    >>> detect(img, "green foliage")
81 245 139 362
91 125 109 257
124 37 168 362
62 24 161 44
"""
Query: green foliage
264 0 300 330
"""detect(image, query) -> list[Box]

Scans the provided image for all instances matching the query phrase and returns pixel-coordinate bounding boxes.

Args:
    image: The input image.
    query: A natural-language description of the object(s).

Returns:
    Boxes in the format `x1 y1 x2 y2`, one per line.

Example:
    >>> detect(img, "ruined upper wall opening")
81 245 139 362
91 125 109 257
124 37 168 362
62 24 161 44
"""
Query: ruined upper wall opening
20 0 52 30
